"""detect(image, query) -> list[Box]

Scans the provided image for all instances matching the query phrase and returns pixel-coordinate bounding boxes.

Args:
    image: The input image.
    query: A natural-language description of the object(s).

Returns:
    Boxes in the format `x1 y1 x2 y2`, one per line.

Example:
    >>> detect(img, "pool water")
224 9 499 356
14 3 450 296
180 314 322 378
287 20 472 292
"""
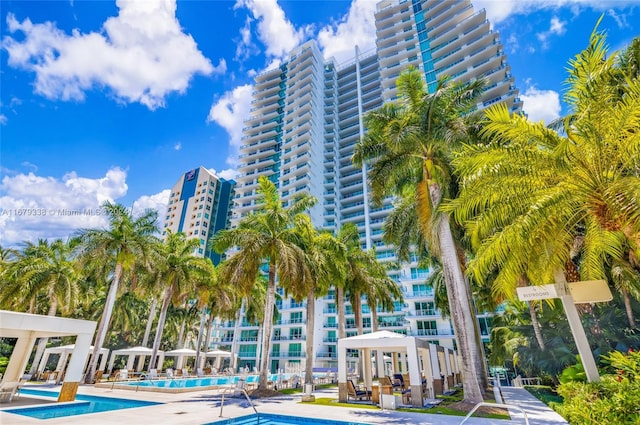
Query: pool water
4 388 161 419
130 373 325 389
206 413 371 425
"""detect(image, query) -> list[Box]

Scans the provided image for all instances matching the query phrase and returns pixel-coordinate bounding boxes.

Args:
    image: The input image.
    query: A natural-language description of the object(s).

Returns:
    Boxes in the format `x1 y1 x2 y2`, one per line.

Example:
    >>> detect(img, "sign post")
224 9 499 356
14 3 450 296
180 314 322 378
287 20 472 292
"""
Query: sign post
516 271 611 383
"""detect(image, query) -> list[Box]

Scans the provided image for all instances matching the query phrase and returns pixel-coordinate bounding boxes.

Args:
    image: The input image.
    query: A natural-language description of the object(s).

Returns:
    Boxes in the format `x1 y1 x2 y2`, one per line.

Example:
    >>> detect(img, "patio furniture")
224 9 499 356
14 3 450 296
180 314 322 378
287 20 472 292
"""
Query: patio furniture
347 380 371 401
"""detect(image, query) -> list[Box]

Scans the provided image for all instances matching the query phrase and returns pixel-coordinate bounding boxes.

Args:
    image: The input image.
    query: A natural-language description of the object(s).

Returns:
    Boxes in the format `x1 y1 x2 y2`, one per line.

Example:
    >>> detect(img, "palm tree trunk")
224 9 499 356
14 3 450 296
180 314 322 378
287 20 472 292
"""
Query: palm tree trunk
29 298 58 375
202 309 215 367
84 263 123 383
305 289 315 386
371 304 379 332
142 298 158 347
354 295 364 335
429 182 484 403
231 303 243 370
258 260 277 391
195 307 208 371
622 288 636 328
337 286 346 340
150 285 174 370
528 302 546 351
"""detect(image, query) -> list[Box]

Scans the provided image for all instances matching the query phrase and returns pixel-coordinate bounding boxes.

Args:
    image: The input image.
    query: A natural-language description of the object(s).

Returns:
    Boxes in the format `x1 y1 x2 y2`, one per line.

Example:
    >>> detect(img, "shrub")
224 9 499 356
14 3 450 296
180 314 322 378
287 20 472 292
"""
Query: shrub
553 350 640 424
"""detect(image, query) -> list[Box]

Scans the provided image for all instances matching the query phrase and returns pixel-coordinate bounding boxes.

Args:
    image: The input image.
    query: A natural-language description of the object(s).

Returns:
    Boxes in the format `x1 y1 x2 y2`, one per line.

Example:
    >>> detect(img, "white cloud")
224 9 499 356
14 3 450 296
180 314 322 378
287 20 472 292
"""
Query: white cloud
537 16 567 49
0 114 6 125
317 0 378 64
235 0 311 61
521 86 561 124
207 84 253 166
0 167 172 247
174 142 182 151
473 0 638 24
2 0 221 109
210 168 238 181
132 189 170 228
0 168 127 246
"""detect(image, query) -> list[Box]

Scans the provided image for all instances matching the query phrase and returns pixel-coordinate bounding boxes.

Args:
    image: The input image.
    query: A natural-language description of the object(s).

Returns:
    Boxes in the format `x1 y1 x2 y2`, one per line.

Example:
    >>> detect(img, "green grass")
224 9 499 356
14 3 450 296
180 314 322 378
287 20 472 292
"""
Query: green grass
297 390 510 420
279 383 337 395
300 397 380 410
524 385 564 406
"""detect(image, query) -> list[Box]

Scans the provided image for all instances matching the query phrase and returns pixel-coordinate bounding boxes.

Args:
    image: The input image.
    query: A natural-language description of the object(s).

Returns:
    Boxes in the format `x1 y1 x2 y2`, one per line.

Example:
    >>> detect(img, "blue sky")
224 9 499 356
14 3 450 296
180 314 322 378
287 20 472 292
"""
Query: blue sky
1 0 638 246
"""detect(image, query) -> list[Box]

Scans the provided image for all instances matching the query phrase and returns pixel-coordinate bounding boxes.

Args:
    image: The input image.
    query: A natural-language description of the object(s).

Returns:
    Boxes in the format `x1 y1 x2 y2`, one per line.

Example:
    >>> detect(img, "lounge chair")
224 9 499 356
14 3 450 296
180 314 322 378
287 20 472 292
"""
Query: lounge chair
166 368 175 379
0 382 19 403
391 373 405 390
347 380 371 401
181 368 190 378
147 369 159 380
196 368 206 377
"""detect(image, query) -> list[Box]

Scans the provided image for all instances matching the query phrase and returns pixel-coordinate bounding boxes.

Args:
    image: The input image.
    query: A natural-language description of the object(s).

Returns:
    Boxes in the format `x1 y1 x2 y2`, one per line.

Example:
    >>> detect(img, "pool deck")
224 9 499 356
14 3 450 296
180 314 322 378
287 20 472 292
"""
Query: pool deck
0 384 565 425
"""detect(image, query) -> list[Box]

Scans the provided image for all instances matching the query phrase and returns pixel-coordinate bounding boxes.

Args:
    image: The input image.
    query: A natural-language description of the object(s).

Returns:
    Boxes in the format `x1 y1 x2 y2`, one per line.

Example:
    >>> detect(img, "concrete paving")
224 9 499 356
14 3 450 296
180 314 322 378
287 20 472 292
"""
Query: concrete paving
0 384 566 425
501 387 568 425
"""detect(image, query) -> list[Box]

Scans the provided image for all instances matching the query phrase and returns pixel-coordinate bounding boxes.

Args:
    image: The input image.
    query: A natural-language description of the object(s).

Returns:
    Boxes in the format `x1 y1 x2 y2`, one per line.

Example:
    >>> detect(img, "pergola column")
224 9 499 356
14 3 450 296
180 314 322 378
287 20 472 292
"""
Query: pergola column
406 339 423 407
337 341 348 402
3 333 37 382
58 333 92 402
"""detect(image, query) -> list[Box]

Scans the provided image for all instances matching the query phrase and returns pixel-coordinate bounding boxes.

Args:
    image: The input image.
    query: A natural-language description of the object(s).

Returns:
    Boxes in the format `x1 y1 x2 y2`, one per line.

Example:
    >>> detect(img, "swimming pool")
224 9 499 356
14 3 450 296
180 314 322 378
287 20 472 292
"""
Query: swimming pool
104 373 326 393
205 413 371 425
4 388 161 420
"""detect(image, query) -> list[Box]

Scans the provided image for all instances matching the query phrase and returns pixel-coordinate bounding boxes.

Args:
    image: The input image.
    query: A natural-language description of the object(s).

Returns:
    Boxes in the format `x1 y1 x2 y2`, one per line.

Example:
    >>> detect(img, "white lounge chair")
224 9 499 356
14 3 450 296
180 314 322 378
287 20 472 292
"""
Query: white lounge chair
181 368 190 378
147 369 159 380
166 368 174 379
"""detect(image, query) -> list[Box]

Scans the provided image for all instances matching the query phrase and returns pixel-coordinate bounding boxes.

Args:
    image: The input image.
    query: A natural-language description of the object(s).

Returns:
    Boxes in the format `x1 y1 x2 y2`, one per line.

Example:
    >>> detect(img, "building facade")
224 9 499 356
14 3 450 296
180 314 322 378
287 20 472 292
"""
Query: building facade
163 166 235 264
213 0 520 372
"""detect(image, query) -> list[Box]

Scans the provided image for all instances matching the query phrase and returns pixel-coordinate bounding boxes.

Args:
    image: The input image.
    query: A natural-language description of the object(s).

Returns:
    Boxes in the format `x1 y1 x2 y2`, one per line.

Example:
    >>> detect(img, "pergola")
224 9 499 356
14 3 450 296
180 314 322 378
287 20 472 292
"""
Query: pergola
164 348 197 370
0 310 96 402
205 349 232 371
337 330 437 407
107 346 164 372
36 344 109 382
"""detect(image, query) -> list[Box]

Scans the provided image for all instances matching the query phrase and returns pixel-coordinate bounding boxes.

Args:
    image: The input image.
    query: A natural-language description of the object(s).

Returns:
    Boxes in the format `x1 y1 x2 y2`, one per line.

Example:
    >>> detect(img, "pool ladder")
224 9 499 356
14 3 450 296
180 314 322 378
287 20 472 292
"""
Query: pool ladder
218 386 258 419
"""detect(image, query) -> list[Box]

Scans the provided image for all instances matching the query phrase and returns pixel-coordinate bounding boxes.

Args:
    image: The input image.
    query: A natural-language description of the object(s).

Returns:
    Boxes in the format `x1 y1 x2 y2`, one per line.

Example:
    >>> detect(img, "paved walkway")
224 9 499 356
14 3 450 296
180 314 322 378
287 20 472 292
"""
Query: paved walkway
0 384 567 425
501 387 568 425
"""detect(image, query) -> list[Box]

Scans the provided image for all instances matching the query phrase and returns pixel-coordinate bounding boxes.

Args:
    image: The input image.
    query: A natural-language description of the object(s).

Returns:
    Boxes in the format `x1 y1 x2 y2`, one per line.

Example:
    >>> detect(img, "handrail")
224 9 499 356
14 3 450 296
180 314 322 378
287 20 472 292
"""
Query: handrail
459 402 529 425
219 383 258 418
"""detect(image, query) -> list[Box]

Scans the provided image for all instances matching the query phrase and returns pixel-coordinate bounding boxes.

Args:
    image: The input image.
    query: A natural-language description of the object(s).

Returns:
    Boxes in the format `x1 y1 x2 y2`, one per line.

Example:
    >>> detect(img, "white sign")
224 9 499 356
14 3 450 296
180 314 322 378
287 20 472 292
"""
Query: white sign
516 284 559 301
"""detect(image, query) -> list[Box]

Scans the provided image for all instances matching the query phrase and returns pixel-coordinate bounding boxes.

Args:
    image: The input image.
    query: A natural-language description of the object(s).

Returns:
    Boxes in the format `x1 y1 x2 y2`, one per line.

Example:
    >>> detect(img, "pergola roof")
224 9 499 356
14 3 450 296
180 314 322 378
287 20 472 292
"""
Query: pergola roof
338 330 431 351
205 349 232 357
111 346 161 356
0 310 96 339
165 348 197 356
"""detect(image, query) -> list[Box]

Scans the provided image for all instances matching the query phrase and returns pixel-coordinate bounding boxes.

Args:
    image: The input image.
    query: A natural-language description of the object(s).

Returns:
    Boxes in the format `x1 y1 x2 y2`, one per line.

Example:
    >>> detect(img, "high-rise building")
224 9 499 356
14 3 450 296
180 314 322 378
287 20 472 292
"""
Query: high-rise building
213 0 520 372
163 166 235 264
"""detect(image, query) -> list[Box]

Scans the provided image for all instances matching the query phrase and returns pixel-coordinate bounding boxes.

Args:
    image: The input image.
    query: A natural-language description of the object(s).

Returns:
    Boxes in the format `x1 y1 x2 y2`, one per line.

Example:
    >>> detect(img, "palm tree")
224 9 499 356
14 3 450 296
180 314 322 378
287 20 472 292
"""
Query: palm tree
353 67 487 402
148 231 214 369
2 239 82 374
212 175 316 391
449 23 640 310
289 223 345 386
76 202 159 383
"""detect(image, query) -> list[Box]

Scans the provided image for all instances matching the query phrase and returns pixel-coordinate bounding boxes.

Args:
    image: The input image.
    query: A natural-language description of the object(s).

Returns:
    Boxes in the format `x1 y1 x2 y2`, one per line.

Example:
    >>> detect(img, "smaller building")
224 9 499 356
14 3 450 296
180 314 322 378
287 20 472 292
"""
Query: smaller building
163 166 235 264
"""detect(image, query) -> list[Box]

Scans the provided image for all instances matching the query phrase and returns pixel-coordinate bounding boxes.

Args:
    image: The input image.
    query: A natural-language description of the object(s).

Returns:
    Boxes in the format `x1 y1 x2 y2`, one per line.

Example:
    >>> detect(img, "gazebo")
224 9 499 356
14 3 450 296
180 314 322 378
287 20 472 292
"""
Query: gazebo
36 344 109 382
205 349 232 371
107 346 164 373
164 348 197 370
0 310 96 402
337 330 438 407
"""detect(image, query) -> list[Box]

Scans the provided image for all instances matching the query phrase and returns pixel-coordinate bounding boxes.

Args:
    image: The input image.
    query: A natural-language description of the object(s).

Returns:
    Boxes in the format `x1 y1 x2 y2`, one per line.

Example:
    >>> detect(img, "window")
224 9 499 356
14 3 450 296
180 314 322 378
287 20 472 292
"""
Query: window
207 197 212 203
